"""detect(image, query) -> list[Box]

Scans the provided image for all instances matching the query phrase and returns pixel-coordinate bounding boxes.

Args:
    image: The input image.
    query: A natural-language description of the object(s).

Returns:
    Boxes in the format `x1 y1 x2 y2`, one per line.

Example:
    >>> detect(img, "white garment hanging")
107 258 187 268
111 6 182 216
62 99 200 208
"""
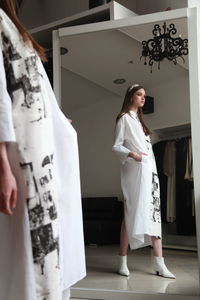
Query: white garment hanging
112 111 161 249
0 8 86 300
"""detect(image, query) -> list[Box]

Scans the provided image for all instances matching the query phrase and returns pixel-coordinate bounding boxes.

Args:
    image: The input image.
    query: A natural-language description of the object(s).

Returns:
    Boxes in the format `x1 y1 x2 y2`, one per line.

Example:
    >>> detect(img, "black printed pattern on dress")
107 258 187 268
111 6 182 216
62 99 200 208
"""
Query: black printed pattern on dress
30 225 59 273
1 32 47 121
20 154 59 275
151 172 161 223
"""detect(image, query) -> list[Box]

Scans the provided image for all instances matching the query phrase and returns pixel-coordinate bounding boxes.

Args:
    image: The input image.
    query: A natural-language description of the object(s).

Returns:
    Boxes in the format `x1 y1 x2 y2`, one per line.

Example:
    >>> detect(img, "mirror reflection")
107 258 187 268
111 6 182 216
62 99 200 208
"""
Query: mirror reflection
59 18 199 296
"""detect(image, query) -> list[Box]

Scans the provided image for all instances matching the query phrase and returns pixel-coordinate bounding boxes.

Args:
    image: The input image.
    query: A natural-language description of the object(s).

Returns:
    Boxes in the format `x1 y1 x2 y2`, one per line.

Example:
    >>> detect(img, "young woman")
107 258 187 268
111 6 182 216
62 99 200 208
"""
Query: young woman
0 1 86 299
112 84 175 279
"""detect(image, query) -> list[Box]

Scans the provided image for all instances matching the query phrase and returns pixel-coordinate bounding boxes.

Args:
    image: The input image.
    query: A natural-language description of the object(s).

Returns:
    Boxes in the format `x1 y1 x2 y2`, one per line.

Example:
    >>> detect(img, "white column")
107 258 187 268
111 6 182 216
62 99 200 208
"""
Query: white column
188 6 200 284
188 0 200 8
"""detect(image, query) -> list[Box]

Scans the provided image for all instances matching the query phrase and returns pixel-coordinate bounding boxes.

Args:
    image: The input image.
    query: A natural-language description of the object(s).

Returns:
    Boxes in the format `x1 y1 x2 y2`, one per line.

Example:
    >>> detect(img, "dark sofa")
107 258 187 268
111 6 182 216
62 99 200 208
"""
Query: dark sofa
82 197 123 245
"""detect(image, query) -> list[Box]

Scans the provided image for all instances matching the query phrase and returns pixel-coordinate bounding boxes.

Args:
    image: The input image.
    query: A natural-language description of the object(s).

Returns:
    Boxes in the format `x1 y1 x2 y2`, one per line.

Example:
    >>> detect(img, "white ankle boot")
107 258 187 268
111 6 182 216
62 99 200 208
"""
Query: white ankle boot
152 256 176 279
118 255 130 276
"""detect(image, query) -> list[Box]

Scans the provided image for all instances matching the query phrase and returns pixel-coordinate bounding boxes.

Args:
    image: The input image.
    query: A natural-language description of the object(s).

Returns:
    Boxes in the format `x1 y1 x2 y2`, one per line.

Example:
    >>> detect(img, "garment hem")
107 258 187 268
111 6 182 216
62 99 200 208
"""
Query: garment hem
62 272 86 290
129 233 162 250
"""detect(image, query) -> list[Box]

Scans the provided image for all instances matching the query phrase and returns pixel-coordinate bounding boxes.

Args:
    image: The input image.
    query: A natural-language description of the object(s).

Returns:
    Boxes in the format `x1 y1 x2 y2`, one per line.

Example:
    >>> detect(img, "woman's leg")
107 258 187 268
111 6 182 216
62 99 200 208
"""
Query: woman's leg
118 219 130 276
151 236 162 257
119 219 129 256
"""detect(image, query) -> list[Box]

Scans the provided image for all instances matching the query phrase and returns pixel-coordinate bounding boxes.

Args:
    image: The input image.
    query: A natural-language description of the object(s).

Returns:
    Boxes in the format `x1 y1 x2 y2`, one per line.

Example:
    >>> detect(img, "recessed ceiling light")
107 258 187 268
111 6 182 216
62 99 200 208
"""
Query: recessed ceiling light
113 78 126 84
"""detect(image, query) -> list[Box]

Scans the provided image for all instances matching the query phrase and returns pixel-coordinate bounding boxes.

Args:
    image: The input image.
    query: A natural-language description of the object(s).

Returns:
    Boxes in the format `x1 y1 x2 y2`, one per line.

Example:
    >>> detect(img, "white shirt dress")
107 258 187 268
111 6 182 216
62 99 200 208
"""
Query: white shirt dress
112 111 161 249
0 8 86 300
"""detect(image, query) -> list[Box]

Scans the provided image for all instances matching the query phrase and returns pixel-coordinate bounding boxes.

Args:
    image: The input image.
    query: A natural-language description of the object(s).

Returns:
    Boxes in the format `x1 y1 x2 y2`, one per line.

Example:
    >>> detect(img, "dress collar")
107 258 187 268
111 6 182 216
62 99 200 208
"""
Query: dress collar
129 110 138 119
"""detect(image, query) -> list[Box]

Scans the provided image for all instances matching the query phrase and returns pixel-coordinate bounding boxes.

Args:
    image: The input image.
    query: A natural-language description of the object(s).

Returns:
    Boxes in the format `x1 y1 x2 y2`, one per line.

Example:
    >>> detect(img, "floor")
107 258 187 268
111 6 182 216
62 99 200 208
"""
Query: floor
72 245 199 297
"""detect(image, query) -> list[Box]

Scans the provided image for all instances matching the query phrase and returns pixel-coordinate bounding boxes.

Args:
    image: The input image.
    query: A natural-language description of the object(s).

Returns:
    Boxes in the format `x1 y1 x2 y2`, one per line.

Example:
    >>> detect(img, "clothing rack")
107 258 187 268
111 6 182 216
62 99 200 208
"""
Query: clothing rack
153 123 191 142
153 124 196 252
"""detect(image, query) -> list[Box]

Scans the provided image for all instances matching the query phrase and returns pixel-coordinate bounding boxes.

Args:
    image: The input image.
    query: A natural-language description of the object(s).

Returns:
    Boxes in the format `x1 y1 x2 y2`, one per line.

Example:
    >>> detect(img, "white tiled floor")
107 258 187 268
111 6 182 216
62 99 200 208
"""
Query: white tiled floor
72 245 199 296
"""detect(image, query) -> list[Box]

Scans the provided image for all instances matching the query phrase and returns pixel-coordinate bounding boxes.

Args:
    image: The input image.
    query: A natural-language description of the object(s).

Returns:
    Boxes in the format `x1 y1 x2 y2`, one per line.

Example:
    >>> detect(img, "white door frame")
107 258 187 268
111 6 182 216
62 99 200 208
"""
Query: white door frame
53 7 200 300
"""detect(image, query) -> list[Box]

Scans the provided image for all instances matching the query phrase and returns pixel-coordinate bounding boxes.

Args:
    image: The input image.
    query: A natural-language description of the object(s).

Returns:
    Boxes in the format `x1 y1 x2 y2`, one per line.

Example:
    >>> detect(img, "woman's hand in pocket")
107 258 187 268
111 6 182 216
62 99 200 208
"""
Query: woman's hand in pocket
128 152 148 162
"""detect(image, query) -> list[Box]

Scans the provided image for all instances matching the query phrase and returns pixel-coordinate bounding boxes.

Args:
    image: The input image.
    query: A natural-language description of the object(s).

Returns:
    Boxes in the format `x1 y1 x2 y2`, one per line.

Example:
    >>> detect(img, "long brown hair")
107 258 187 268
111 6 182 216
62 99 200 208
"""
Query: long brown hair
116 85 152 136
0 0 47 62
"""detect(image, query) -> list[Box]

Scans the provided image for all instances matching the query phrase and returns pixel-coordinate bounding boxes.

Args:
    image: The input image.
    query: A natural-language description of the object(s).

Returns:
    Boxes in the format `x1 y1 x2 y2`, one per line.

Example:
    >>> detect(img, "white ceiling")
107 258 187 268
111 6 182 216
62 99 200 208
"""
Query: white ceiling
60 17 188 97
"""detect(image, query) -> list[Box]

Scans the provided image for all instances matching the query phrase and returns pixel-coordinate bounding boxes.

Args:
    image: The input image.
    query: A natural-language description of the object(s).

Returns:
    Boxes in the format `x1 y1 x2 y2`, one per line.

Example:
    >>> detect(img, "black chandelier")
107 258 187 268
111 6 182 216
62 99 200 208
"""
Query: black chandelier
140 22 188 73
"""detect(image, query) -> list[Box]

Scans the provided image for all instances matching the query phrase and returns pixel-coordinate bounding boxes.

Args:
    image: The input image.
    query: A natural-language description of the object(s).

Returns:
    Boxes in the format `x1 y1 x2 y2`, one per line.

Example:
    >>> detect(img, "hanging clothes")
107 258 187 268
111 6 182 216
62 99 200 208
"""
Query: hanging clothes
184 138 193 181
153 136 195 236
184 138 195 217
0 8 86 300
153 141 168 223
112 111 161 250
163 141 176 223
175 137 195 235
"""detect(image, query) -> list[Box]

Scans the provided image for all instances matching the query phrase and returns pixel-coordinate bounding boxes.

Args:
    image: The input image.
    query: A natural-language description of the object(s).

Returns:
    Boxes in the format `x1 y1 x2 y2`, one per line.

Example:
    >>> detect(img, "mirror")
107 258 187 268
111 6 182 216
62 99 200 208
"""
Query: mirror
55 12 200 298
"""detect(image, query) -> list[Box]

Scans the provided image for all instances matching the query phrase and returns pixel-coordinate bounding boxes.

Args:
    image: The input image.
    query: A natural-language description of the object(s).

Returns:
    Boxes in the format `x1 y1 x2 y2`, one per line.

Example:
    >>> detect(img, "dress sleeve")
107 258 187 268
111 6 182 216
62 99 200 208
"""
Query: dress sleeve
112 116 131 164
0 48 16 143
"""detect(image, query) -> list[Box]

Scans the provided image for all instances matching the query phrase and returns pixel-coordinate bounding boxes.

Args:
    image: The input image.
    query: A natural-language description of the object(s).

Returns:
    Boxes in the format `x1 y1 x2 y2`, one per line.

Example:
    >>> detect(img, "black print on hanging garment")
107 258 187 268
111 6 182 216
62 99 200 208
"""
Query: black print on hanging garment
0 12 61 295
42 154 54 167
20 154 59 274
1 32 47 121
1 31 21 61
30 224 59 267
151 172 161 223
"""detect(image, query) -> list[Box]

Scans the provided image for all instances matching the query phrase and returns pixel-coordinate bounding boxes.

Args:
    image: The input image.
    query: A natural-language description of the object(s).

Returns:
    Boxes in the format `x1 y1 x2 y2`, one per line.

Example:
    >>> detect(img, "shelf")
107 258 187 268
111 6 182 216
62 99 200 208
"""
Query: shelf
29 1 136 47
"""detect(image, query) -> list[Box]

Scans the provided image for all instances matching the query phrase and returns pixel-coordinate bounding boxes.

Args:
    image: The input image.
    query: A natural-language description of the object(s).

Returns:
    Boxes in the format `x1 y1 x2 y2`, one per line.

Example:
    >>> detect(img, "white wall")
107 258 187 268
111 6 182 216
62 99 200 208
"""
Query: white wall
18 0 45 29
42 0 88 24
135 0 188 15
145 72 190 130
70 98 123 199
61 68 123 200
19 0 88 29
